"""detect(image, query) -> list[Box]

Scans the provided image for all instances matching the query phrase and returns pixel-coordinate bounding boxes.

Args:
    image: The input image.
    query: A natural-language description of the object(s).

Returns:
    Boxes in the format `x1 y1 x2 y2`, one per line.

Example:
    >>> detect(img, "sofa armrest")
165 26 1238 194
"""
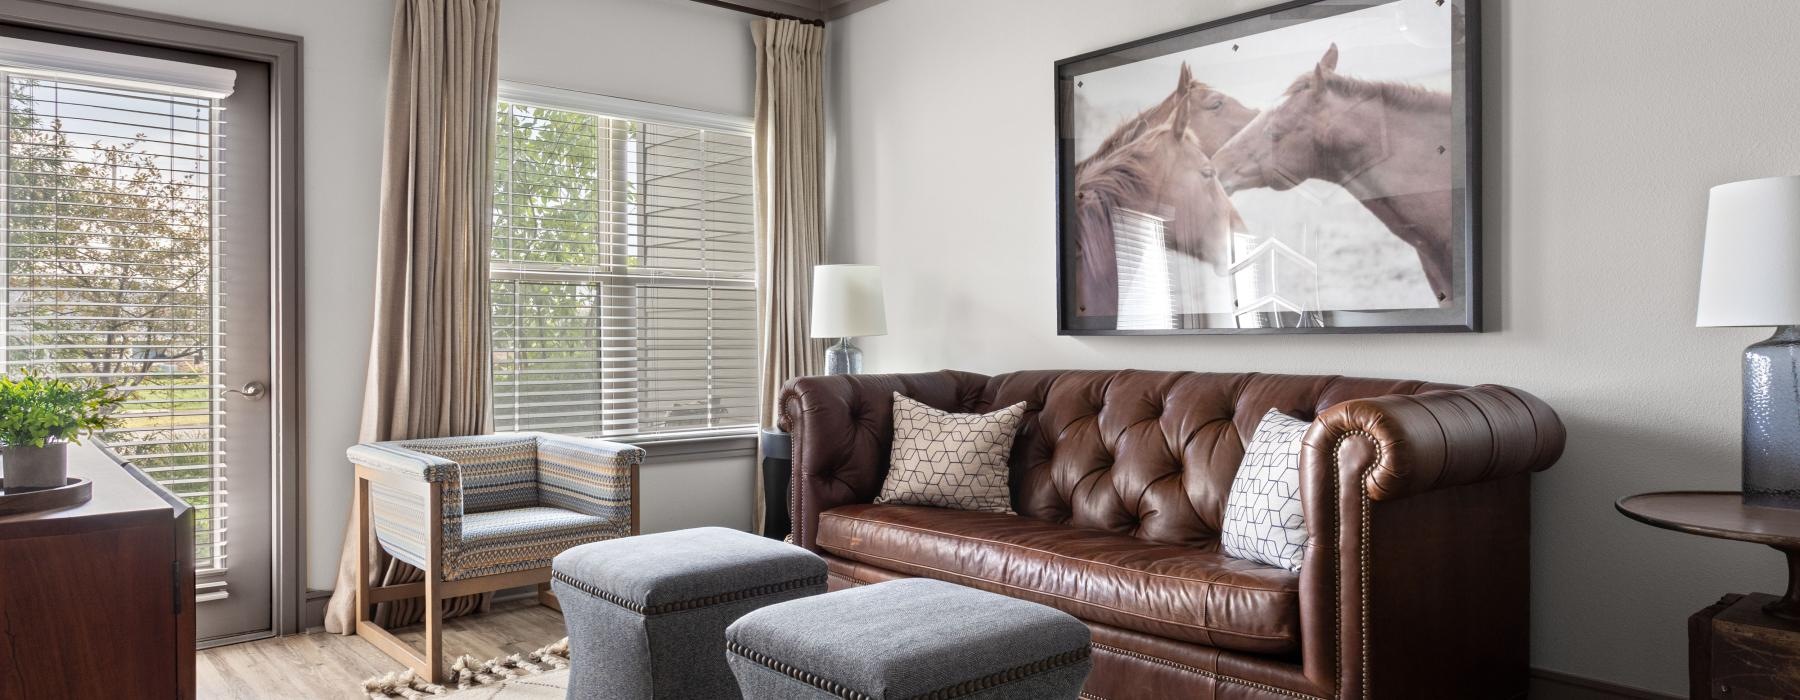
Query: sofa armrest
1292 384 1564 695
779 370 990 551
1305 384 1565 502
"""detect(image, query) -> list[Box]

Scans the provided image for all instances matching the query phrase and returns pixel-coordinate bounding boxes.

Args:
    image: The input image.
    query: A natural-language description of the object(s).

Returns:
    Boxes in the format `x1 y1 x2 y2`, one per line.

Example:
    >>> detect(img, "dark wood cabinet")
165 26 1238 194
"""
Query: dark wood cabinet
0 443 195 699
1691 593 1800 700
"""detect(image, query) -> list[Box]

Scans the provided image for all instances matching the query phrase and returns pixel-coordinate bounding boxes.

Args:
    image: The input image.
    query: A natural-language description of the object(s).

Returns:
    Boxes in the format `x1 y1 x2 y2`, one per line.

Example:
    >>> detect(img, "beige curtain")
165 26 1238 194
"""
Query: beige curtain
752 18 826 533
324 0 500 635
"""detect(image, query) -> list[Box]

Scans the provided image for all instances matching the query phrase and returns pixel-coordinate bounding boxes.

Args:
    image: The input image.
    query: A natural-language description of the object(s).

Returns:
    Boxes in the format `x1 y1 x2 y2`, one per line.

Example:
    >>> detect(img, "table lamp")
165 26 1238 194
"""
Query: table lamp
1698 175 1800 509
810 264 886 375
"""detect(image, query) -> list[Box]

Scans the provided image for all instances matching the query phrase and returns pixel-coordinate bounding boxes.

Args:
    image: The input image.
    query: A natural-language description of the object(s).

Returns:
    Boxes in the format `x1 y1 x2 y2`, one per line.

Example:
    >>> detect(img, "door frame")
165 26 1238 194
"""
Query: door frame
0 0 305 639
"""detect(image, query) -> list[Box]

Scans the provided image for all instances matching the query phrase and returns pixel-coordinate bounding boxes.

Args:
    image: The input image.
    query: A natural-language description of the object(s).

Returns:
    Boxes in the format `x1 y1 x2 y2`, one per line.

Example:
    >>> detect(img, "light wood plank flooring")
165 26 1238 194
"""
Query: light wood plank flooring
195 598 1658 699
197 599 565 699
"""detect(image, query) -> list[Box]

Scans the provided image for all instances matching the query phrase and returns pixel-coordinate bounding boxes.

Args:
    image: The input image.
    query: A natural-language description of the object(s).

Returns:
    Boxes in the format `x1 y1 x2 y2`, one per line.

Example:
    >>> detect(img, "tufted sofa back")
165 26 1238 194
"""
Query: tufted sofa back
955 370 1461 547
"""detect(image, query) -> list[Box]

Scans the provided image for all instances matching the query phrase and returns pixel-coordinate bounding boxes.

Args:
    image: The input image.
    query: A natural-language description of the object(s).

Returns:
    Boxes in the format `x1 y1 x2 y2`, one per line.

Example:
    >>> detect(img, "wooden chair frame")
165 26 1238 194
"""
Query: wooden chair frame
352 462 641 681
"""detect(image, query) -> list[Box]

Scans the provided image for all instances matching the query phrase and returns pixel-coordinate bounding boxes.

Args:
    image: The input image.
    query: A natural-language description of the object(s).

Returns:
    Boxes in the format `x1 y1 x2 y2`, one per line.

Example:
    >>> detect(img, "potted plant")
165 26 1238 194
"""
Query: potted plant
0 370 122 490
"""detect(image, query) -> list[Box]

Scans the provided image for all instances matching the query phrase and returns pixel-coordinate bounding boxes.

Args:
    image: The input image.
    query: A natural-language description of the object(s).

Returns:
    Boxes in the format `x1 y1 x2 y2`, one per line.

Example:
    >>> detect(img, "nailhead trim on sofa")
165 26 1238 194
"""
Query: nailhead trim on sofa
1089 642 1326 700
1331 429 1381 700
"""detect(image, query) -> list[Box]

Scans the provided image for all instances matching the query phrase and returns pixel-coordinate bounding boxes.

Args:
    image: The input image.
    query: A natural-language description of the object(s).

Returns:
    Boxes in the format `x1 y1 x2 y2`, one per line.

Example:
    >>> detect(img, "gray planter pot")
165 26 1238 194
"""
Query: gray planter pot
2 441 68 490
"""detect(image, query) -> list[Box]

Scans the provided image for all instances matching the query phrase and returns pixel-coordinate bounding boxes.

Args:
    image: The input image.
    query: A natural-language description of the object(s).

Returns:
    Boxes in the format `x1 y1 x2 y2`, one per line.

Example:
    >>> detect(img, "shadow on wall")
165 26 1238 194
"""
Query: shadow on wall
1530 410 1779 691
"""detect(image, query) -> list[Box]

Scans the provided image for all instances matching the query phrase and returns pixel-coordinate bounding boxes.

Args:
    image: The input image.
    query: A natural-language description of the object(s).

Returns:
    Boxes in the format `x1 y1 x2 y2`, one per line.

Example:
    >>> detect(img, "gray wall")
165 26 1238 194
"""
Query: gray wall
88 0 760 591
827 0 1800 694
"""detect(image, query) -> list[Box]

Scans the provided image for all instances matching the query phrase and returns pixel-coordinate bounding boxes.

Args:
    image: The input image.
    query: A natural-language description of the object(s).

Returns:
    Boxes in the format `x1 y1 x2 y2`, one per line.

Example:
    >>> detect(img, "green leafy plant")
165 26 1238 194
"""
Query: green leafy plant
0 369 123 448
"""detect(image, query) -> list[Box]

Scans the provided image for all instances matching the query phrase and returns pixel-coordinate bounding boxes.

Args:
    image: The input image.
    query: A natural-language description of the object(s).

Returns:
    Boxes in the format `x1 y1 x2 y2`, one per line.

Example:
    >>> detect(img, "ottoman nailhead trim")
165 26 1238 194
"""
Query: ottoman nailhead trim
727 641 872 700
727 640 1091 700
908 645 1090 700
551 571 826 616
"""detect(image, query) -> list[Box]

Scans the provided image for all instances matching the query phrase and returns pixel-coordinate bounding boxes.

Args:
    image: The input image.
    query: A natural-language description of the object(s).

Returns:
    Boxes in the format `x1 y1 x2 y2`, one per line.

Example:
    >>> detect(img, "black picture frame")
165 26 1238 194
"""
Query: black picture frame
1054 0 1481 335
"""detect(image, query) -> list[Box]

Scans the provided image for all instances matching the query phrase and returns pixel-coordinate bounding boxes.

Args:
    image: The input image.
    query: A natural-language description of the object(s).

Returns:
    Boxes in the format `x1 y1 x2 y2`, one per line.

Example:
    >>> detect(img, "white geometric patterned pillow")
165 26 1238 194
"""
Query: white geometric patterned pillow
876 392 1029 514
1220 408 1311 572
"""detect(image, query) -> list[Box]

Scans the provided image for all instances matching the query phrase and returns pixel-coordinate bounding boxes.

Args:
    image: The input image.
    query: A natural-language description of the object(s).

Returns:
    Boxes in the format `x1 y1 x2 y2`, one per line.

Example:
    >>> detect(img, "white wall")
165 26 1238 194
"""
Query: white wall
637 439 759 533
499 0 754 117
88 0 758 591
828 0 1800 694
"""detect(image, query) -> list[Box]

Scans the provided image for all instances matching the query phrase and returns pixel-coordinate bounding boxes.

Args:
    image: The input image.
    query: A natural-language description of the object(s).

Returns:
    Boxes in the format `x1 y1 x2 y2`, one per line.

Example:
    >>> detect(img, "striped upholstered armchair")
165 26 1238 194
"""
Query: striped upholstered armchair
347 432 643 681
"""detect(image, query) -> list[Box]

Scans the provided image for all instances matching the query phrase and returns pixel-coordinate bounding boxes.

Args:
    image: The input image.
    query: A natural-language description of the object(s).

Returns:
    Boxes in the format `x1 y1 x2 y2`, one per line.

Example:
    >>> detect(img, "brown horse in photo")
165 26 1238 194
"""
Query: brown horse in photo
1073 83 1246 318
1085 63 1259 162
1071 64 1256 318
1211 44 1457 303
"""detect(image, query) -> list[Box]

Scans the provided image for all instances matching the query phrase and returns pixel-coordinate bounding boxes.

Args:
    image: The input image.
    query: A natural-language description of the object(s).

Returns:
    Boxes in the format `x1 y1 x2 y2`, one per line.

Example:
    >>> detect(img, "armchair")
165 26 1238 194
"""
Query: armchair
349 432 643 681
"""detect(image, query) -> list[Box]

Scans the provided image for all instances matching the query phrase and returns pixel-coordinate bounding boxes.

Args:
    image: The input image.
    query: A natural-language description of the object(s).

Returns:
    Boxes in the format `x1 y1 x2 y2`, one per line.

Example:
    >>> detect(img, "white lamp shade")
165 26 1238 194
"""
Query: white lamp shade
1698 176 1800 327
810 264 887 338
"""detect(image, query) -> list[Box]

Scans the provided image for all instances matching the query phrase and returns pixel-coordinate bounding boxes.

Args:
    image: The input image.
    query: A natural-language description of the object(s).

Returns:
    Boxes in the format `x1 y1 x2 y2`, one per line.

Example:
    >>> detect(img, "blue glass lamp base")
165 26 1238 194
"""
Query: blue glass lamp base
825 337 862 375
1745 325 1800 509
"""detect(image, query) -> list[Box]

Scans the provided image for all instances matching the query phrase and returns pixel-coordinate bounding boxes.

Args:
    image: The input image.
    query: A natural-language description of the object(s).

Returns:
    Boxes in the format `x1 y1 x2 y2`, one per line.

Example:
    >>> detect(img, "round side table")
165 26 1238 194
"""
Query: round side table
1616 491 1800 620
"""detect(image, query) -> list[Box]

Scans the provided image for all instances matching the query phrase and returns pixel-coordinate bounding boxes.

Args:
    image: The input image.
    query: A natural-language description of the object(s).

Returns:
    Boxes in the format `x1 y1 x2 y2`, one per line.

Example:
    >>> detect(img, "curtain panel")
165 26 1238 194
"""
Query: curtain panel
324 0 500 635
752 18 827 533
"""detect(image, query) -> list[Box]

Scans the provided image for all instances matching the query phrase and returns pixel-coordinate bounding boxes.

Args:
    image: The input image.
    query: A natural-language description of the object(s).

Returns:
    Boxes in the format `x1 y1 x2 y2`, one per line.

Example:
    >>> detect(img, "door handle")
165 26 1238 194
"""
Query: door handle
222 381 269 401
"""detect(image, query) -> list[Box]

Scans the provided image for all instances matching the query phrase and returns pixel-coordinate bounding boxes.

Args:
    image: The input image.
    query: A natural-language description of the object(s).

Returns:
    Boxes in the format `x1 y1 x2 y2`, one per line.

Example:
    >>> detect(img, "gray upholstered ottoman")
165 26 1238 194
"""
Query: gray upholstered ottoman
725 579 1093 700
552 526 827 699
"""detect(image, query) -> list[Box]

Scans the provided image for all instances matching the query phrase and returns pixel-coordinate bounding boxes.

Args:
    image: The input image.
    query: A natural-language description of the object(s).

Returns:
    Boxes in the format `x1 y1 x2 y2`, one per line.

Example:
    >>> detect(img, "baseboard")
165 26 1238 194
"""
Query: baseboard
302 586 540 632
302 589 332 631
1530 668 1680 700
493 585 539 605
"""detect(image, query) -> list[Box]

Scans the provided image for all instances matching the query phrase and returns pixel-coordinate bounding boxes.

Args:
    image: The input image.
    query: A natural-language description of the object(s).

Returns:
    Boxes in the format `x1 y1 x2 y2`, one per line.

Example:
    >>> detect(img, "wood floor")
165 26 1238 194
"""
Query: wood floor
195 598 1661 699
197 599 566 699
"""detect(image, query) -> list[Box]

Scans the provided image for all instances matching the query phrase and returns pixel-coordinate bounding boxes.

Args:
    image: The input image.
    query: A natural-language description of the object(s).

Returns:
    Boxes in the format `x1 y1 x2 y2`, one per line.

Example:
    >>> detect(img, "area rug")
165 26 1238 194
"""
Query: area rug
361 638 570 699
429 669 569 699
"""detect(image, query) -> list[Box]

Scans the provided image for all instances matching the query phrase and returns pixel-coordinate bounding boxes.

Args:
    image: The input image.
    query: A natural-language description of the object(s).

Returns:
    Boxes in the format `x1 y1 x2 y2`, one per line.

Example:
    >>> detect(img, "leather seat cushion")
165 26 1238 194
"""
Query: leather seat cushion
815 504 1301 655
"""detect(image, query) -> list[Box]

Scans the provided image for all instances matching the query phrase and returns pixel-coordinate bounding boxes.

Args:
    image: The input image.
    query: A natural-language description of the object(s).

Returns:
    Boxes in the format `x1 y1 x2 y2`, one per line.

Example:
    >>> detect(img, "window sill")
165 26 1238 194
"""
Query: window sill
615 429 758 460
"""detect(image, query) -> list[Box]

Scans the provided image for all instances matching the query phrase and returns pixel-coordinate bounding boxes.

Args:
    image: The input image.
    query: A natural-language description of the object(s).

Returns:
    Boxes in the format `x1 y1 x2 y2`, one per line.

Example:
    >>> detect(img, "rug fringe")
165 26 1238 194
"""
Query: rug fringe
361 670 445 700
361 637 570 698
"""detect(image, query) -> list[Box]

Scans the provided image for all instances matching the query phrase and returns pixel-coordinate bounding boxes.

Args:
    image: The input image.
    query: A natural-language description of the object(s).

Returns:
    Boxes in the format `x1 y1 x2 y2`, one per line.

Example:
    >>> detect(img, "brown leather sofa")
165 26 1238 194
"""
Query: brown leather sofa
779 370 1564 700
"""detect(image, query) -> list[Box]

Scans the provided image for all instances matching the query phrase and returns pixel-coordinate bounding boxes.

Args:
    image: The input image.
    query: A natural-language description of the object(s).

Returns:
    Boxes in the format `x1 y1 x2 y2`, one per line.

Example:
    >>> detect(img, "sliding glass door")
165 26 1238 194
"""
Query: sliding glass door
0 29 277 644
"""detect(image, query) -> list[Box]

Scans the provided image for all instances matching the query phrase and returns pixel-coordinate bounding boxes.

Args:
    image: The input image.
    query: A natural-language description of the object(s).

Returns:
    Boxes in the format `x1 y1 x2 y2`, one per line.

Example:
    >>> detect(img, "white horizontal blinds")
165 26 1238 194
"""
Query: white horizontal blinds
492 103 629 435
638 122 754 275
636 122 755 432
491 280 624 434
0 73 229 577
636 285 756 433
491 96 756 440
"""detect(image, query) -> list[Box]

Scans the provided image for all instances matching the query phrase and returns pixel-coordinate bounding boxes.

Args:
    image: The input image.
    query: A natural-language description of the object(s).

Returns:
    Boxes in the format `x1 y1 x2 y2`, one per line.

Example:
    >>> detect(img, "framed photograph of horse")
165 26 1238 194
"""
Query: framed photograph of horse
1055 0 1480 334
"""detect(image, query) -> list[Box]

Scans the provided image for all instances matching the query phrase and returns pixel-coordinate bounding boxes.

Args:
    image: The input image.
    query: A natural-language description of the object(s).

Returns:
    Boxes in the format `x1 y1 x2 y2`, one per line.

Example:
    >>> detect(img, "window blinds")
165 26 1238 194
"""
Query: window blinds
0 74 229 581
491 92 756 441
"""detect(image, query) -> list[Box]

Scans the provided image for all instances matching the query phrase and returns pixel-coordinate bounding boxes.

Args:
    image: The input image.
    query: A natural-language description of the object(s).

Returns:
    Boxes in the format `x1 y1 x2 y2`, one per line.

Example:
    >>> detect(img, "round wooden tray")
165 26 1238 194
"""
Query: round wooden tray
1618 490 1800 622
0 477 92 516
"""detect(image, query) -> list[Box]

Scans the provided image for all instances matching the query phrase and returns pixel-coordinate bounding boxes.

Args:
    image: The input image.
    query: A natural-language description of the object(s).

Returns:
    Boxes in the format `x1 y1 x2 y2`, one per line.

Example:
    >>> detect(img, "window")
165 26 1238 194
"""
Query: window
491 86 756 441
0 72 229 572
